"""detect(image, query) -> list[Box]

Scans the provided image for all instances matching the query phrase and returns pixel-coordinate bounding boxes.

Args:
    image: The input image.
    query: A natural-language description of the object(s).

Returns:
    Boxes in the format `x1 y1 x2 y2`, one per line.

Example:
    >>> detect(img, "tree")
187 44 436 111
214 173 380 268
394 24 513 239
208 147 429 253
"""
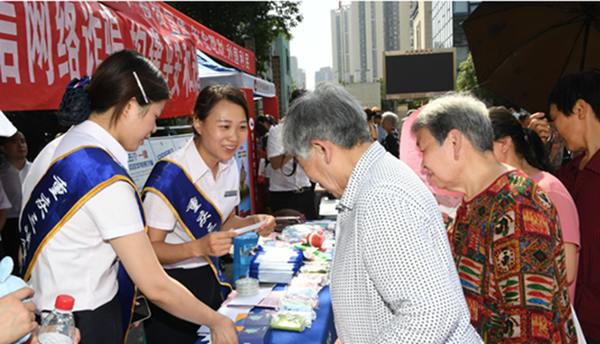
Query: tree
457 53 508 107
168 2 303 77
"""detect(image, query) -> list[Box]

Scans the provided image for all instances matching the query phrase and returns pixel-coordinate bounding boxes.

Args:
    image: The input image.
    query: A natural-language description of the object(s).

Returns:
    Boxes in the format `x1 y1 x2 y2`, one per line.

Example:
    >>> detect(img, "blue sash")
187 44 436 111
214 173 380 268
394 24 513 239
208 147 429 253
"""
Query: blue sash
20 146 142 343
142 159 233 300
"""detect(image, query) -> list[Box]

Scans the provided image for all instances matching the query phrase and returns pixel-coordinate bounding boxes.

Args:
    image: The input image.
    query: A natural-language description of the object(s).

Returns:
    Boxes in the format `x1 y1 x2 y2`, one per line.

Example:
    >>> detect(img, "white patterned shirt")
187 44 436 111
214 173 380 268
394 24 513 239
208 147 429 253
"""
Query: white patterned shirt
331 142 482 344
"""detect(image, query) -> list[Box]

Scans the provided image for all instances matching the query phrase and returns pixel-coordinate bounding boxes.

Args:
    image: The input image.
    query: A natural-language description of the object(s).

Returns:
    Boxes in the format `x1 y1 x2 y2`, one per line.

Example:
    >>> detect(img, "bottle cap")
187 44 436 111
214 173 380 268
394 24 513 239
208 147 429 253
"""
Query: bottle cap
55 295 75 311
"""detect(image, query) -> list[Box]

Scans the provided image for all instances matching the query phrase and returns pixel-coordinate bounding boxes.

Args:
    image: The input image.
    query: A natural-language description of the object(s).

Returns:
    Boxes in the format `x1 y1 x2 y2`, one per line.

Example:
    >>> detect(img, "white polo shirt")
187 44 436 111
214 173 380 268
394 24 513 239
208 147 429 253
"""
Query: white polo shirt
143 139 240 270
0 180 11 244
266 124 311 192
0 160 31 218
21 121 145 313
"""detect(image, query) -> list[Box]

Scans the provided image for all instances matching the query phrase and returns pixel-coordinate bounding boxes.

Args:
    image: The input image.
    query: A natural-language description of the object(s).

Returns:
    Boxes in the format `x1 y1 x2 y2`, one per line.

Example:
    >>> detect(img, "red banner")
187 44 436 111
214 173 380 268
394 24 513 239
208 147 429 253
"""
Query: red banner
103 2 256 75
0 2 253 118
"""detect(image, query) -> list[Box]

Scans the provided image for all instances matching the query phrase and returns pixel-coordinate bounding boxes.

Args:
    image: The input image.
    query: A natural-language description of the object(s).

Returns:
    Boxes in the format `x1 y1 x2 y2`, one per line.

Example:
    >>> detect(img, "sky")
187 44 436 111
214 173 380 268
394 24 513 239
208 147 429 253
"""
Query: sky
290 0 345 90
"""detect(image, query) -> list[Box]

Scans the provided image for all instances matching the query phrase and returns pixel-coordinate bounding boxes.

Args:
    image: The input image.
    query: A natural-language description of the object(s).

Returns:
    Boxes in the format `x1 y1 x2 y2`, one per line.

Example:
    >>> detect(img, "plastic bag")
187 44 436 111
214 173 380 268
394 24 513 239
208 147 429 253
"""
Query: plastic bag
281 298 314 313
270 314 308 332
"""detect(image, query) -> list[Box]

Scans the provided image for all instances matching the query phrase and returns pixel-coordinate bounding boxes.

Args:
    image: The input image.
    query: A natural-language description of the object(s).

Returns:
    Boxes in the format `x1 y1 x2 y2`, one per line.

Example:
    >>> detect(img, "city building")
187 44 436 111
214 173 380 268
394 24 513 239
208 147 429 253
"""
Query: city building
431 1 480 69
410 1 433 50
268 33 293 114
331 2 411 85
290 56 306 89
315 67 334 86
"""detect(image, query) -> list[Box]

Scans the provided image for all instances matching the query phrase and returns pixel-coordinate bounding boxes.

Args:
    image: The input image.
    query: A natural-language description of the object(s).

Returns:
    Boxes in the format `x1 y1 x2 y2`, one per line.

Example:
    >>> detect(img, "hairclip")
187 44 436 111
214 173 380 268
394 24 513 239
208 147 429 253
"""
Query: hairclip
132 71 148 104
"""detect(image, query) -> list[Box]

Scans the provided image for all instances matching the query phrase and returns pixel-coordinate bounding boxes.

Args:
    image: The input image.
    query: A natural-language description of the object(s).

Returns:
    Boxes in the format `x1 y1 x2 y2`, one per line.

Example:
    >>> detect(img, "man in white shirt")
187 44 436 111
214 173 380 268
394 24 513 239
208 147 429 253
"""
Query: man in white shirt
267 89 317 219
282 83 481 343
0 130 31 275
0 181 11 260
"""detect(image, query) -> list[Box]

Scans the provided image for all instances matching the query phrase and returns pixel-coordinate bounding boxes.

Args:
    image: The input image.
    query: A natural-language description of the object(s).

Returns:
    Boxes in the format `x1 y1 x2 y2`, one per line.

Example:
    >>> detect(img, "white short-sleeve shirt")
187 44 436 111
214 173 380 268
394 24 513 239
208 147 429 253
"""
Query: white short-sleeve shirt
0 160 31 218
21 121 145 313
266 124 310 192
0 180 11 243
143 139 240 270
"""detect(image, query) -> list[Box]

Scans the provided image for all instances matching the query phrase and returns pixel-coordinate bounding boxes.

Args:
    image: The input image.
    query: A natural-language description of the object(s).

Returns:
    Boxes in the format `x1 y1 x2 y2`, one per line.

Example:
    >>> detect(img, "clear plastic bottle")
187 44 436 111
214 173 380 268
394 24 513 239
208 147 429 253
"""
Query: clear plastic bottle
38 295 76 344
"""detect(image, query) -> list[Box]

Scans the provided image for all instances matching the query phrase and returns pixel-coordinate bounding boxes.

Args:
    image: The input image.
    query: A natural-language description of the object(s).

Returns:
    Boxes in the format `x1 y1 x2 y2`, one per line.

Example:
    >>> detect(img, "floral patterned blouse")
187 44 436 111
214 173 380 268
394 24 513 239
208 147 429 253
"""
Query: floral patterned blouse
449 170 577 343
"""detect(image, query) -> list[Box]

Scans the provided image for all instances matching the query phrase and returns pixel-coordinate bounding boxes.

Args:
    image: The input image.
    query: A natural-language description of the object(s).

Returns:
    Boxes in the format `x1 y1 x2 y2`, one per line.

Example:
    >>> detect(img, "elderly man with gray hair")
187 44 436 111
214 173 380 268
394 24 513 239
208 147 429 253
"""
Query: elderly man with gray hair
381 111 400 158
282 83 481 344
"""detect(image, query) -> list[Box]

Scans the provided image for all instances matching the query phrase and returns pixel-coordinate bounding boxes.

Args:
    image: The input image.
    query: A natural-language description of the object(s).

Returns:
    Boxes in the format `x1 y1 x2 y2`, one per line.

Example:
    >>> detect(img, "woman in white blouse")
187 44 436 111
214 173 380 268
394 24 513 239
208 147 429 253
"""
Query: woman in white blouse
20 50 238 344
143 84 275 344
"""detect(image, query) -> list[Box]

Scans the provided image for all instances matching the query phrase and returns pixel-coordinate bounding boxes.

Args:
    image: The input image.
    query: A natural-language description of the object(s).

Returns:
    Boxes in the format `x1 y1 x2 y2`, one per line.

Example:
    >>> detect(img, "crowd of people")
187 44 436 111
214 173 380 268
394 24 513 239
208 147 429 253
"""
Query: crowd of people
0 47 598 344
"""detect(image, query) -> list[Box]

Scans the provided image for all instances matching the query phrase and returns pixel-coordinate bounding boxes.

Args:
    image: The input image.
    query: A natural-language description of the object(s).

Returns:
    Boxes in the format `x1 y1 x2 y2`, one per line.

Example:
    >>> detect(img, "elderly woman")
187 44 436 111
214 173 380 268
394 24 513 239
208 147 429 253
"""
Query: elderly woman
282 84 480 343
412 93 576 343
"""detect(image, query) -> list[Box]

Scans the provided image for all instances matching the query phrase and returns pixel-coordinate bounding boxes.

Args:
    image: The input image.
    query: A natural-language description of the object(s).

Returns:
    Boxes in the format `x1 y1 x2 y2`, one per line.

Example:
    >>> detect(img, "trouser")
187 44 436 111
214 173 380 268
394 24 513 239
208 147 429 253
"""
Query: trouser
144 265 222 344
270 186 318 220
2 218 20 275
38 294 122 344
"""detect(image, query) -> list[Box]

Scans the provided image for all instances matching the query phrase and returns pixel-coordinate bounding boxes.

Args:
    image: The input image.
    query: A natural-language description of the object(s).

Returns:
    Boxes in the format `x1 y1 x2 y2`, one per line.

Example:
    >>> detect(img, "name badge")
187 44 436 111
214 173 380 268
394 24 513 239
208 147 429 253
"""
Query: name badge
224 190 238 198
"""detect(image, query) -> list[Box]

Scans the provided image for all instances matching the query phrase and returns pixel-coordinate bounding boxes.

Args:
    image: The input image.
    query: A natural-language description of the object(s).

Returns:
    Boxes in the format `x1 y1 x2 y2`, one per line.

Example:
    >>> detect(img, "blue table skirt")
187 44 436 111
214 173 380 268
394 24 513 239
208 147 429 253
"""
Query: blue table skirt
196 285 337 344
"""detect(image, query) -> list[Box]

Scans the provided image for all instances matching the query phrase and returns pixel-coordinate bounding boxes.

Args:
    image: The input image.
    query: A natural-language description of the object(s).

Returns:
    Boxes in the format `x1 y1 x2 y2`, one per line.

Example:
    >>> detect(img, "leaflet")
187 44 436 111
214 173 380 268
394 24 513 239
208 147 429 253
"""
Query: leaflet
233 219 267 235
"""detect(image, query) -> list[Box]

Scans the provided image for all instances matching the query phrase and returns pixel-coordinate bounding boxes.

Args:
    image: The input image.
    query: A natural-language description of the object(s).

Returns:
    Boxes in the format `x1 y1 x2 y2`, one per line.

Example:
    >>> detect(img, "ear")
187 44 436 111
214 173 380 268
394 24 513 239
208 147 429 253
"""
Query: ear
447 129 463 160
121 97 138 119
497 136 512 154
311 139 332 164
0 146 5 154
192 116 203 136
574 99 590 121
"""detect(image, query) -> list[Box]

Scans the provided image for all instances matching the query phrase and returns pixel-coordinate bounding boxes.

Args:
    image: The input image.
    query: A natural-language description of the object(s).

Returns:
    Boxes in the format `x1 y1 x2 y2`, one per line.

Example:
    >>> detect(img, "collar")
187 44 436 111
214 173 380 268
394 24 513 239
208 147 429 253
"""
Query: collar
584 149 600 174
564 150 600 175
338 142 386 212
0 160 28 172
72 120 129 170
184 139 232 183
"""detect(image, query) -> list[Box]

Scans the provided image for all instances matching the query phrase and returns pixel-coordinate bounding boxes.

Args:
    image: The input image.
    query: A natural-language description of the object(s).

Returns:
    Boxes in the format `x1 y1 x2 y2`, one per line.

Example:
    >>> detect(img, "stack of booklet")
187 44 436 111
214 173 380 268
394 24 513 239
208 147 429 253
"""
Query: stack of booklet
249 246 304 284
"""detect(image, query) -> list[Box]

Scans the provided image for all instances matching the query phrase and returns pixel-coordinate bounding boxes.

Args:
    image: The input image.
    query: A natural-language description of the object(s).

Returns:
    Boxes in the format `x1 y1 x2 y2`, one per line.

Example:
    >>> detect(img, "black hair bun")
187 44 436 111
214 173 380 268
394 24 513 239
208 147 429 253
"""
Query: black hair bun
57 76 92 127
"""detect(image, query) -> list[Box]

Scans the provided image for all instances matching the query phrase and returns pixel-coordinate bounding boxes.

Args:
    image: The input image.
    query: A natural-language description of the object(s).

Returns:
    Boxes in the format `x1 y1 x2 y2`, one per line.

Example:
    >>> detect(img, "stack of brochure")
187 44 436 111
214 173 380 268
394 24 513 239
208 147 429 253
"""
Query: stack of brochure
249 246 304 284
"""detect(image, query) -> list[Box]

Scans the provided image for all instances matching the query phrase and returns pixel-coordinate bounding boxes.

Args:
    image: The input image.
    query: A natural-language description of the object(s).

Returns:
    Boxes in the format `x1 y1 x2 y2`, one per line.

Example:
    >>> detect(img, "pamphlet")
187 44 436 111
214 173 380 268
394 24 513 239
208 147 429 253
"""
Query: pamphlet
233 219 267 235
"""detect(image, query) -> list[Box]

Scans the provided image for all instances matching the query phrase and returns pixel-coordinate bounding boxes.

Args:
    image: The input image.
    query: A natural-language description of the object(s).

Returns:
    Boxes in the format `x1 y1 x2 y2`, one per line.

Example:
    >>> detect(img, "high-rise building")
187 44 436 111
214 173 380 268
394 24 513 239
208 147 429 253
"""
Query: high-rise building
410 1 433 50
331 2 410 85
315 67 334 86
268 33 293 114
297 68 306 89
290 56 306 89
432 1 480 69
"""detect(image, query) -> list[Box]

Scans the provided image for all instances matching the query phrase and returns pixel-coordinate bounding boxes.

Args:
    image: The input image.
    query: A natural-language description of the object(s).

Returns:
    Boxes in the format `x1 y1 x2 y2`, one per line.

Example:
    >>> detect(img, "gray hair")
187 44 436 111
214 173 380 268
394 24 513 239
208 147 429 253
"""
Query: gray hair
411 93 493 153
381 112 398 127
282 83 373 160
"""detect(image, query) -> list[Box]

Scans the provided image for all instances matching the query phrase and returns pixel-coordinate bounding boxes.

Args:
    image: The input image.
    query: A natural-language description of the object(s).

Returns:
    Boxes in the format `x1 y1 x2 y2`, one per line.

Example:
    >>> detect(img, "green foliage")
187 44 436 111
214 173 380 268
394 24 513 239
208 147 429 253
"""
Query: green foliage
168 2 303 76
291 78 300 91
457 53 507 107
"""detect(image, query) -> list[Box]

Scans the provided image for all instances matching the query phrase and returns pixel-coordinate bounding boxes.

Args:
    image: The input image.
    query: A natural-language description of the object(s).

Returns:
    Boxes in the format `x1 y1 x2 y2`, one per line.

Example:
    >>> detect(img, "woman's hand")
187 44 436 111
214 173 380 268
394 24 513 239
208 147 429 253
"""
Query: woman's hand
195 231 237 257
209 314 238 344
252 214 276 237
0 287 38 344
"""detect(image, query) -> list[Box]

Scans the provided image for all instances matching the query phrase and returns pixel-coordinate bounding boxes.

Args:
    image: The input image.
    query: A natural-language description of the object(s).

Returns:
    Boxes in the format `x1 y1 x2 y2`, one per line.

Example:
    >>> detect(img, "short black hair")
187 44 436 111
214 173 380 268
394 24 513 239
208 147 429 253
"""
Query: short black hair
289 89 308 106
549 70 600 120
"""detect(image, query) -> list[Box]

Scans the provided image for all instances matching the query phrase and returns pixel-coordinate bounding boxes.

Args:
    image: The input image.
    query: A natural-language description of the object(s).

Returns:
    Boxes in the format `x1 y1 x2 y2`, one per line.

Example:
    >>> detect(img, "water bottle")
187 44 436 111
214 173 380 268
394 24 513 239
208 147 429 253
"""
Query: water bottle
38 295 76 344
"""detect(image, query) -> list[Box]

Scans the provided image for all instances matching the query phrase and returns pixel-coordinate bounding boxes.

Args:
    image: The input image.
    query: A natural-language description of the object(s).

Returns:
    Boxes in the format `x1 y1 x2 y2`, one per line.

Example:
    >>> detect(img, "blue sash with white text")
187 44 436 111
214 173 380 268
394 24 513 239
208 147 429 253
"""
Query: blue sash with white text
20 147 143 343
142 159 233 301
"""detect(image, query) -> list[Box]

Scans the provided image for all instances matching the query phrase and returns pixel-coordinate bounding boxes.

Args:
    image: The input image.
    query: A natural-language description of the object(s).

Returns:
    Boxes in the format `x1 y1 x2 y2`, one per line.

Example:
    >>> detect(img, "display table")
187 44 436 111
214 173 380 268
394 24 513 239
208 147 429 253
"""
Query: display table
195 285 337 344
